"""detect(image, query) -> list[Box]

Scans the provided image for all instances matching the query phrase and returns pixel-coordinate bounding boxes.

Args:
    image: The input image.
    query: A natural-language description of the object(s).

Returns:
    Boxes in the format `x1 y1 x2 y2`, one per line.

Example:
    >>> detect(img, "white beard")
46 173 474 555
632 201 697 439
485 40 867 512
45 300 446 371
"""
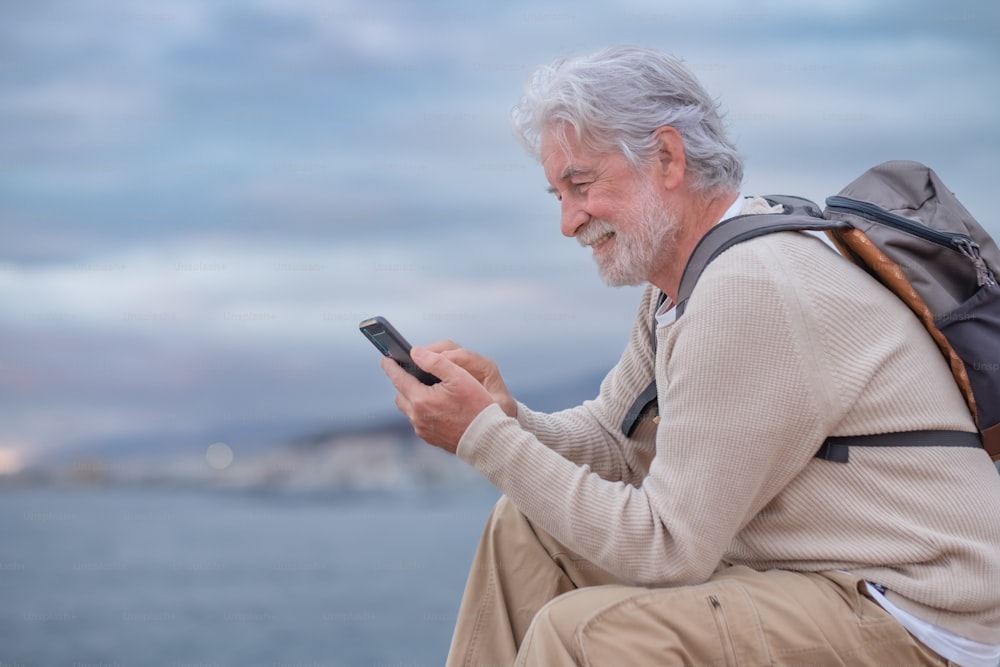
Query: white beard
578 184 679 287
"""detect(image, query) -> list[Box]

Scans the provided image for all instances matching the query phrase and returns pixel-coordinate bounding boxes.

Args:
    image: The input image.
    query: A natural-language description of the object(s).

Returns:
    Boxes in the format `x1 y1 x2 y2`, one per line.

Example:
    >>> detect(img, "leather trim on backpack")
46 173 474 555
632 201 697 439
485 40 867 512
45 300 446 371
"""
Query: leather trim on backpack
982 423 1000 462
828 227 980 426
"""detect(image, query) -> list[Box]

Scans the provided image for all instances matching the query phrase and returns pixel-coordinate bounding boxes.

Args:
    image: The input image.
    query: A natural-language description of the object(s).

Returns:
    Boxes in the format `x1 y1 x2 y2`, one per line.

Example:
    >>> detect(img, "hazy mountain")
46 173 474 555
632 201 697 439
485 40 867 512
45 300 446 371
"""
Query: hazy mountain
7 366 610 491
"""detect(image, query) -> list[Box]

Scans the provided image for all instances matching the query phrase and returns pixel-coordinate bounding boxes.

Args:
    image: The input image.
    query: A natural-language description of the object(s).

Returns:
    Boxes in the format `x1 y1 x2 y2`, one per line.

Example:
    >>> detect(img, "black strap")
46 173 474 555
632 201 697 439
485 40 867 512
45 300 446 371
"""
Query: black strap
621 291 668 437
621 380 658 437
676 196 851 317
816 430 983 463
621 197 838 437
617 197 985 463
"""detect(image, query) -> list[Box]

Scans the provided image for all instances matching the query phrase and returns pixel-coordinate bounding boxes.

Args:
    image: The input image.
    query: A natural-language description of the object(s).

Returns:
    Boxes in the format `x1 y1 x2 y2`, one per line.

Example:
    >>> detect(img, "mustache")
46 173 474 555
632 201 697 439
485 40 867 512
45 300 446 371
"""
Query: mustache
576 220 616 247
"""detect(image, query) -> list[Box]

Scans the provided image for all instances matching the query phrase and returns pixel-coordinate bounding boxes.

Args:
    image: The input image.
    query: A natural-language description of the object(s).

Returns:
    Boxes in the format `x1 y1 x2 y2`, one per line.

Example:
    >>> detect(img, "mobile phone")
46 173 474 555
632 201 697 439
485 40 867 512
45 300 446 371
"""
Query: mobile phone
359 316 441 385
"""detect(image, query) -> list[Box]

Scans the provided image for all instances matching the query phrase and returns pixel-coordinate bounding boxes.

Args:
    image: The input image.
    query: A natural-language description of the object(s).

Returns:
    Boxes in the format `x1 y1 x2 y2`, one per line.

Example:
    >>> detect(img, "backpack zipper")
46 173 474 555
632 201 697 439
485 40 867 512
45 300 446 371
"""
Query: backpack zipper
825 196 996 287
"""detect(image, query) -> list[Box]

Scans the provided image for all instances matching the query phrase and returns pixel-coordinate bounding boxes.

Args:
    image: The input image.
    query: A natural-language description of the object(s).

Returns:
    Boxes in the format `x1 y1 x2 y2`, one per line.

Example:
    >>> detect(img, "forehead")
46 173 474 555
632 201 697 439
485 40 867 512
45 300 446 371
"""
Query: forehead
540 124 633 185
540 124 585 170
541 125 605 179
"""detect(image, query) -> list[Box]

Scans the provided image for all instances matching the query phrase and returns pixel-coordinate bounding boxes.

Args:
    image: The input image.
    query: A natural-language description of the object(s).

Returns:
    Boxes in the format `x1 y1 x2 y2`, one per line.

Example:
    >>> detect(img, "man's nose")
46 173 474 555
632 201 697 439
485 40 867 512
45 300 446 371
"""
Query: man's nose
560 199 590 238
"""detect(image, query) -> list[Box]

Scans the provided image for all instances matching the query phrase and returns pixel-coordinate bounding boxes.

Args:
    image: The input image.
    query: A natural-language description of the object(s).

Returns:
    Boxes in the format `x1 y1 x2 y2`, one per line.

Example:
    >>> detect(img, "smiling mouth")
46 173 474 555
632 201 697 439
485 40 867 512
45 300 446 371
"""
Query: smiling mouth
578 222 615 249
587 230 614 250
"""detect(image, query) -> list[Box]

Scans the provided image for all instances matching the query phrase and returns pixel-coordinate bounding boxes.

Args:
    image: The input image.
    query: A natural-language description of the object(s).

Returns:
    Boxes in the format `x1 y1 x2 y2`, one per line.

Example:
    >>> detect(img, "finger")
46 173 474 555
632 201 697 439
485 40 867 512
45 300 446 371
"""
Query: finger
441 348 494 380
410 346 468 385
380 355 422 394
393 390 413 419
423 339 462 353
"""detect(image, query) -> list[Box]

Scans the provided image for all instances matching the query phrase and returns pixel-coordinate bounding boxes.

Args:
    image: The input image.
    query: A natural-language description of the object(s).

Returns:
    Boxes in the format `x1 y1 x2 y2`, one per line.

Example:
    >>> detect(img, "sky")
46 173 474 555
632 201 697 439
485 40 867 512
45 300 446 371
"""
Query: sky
1 0 998 471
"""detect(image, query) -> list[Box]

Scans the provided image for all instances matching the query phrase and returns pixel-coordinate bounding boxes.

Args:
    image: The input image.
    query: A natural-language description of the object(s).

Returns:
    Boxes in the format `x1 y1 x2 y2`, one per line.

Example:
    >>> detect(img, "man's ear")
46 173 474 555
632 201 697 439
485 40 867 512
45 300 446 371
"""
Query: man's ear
651 126 686 191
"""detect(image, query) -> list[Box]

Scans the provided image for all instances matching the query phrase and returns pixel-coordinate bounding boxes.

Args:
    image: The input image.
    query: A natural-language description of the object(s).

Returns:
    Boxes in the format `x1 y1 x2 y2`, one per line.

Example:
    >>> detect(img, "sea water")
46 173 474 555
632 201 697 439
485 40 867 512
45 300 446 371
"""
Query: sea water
0 485 500 666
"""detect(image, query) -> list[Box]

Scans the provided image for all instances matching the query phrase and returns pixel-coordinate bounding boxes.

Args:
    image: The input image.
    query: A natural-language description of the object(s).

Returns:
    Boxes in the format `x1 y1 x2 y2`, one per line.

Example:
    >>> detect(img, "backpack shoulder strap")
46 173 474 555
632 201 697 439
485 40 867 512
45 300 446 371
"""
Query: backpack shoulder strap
675 196 850 317
620 193 988 466
620 290 668 437
620 196 846 437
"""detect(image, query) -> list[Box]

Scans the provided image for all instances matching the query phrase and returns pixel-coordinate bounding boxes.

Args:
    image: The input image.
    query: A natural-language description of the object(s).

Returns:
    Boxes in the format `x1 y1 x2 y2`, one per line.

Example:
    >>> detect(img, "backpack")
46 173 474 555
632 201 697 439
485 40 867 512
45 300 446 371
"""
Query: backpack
621 160 1000 465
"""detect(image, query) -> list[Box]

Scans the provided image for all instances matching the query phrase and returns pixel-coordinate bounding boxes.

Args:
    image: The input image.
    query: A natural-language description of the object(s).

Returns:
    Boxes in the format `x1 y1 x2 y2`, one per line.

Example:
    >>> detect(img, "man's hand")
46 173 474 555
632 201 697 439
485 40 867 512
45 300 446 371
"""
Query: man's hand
381 344 511 454
425 341 517 419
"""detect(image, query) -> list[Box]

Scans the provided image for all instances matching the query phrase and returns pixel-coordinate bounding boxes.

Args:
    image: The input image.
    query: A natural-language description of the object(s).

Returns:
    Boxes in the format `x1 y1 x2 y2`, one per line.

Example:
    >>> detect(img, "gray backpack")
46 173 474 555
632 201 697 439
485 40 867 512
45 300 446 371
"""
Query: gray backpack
623 161 1000 465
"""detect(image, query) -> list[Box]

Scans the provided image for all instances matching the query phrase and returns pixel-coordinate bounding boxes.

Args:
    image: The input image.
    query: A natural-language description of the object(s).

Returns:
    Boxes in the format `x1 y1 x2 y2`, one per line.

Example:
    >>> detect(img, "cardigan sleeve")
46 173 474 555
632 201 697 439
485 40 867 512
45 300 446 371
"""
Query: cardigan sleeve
508 285 661 485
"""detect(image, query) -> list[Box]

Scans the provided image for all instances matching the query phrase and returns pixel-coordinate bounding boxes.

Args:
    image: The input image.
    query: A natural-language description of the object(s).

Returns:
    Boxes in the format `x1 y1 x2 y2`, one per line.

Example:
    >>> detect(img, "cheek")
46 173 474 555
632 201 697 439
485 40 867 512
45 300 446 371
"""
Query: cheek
586 192 620 221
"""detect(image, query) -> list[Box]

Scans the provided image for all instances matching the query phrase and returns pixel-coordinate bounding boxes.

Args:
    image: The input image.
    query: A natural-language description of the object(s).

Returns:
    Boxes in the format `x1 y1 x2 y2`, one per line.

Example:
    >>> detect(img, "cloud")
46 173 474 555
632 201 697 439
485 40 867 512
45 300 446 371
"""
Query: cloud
0 229 638 455
1 0 997 461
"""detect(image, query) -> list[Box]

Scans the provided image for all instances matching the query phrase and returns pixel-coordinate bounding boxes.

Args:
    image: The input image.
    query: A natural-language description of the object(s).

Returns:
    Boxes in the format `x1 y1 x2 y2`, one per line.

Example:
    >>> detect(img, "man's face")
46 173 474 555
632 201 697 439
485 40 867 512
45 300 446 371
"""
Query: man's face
540 126 678 287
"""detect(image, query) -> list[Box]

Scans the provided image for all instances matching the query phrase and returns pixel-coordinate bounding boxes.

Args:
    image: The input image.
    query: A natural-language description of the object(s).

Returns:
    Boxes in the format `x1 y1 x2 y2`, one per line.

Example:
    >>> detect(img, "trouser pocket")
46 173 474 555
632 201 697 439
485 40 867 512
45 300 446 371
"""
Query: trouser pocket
707 594 739 666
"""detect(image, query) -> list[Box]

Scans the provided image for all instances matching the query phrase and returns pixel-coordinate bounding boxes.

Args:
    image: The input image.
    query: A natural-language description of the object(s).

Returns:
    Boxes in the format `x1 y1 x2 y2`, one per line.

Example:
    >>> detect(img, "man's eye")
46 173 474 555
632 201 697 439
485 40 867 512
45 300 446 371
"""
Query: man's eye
573 182 591 192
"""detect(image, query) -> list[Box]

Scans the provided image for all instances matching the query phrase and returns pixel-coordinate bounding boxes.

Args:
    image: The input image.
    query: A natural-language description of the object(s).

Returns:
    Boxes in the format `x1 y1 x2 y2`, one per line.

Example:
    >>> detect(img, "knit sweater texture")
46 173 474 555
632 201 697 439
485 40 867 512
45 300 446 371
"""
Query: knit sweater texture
456 217 1000 643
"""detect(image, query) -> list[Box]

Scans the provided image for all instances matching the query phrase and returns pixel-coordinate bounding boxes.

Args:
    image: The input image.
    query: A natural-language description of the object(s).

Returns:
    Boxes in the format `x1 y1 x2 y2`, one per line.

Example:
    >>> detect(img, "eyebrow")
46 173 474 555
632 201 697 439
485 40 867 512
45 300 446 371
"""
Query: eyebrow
561 166 592 180
546 166 593 195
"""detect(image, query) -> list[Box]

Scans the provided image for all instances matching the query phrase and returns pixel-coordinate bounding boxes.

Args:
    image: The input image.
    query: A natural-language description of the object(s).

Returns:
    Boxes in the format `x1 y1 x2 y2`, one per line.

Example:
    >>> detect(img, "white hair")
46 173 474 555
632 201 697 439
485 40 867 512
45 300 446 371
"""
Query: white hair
511 45 743 194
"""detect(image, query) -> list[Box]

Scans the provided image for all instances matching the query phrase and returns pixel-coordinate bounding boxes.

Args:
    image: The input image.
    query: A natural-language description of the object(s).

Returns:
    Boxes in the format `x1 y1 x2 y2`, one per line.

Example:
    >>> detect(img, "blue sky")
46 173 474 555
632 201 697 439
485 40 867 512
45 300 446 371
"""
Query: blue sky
1 0 998 470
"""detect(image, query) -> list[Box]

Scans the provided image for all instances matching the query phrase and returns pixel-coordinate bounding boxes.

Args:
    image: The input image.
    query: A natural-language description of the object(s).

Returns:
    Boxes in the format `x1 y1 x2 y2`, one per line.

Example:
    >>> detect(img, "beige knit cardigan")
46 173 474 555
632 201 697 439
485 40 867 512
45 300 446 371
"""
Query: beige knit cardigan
457 222 1000 643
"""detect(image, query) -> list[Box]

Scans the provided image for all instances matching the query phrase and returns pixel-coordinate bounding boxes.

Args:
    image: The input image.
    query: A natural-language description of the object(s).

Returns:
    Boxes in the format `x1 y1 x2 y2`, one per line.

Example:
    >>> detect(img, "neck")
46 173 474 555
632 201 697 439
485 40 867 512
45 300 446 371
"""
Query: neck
650 189 739 302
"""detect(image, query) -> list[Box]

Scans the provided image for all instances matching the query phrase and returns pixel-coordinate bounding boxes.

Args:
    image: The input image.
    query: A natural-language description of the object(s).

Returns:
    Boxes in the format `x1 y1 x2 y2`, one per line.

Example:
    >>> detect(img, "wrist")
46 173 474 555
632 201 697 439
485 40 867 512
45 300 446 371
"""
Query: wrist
457 403 507 463
501 397 518 419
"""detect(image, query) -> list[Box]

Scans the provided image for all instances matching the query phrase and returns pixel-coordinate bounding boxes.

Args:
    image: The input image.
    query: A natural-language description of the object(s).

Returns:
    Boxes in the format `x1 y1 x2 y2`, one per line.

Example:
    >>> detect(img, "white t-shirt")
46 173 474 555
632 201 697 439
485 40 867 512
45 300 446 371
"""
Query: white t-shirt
867 583 1000 667
655 194 745 326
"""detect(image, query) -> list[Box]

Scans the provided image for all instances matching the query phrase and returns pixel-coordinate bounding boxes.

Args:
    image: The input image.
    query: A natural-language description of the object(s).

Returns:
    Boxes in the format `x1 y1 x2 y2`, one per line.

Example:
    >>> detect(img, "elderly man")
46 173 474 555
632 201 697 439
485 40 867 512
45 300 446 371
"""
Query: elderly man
381 46 1000 667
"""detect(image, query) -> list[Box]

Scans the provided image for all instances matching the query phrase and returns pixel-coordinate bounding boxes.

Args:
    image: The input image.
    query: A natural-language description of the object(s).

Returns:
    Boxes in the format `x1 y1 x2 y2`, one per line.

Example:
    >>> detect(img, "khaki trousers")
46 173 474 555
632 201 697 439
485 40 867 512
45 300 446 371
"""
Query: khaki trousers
446 496 950 667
